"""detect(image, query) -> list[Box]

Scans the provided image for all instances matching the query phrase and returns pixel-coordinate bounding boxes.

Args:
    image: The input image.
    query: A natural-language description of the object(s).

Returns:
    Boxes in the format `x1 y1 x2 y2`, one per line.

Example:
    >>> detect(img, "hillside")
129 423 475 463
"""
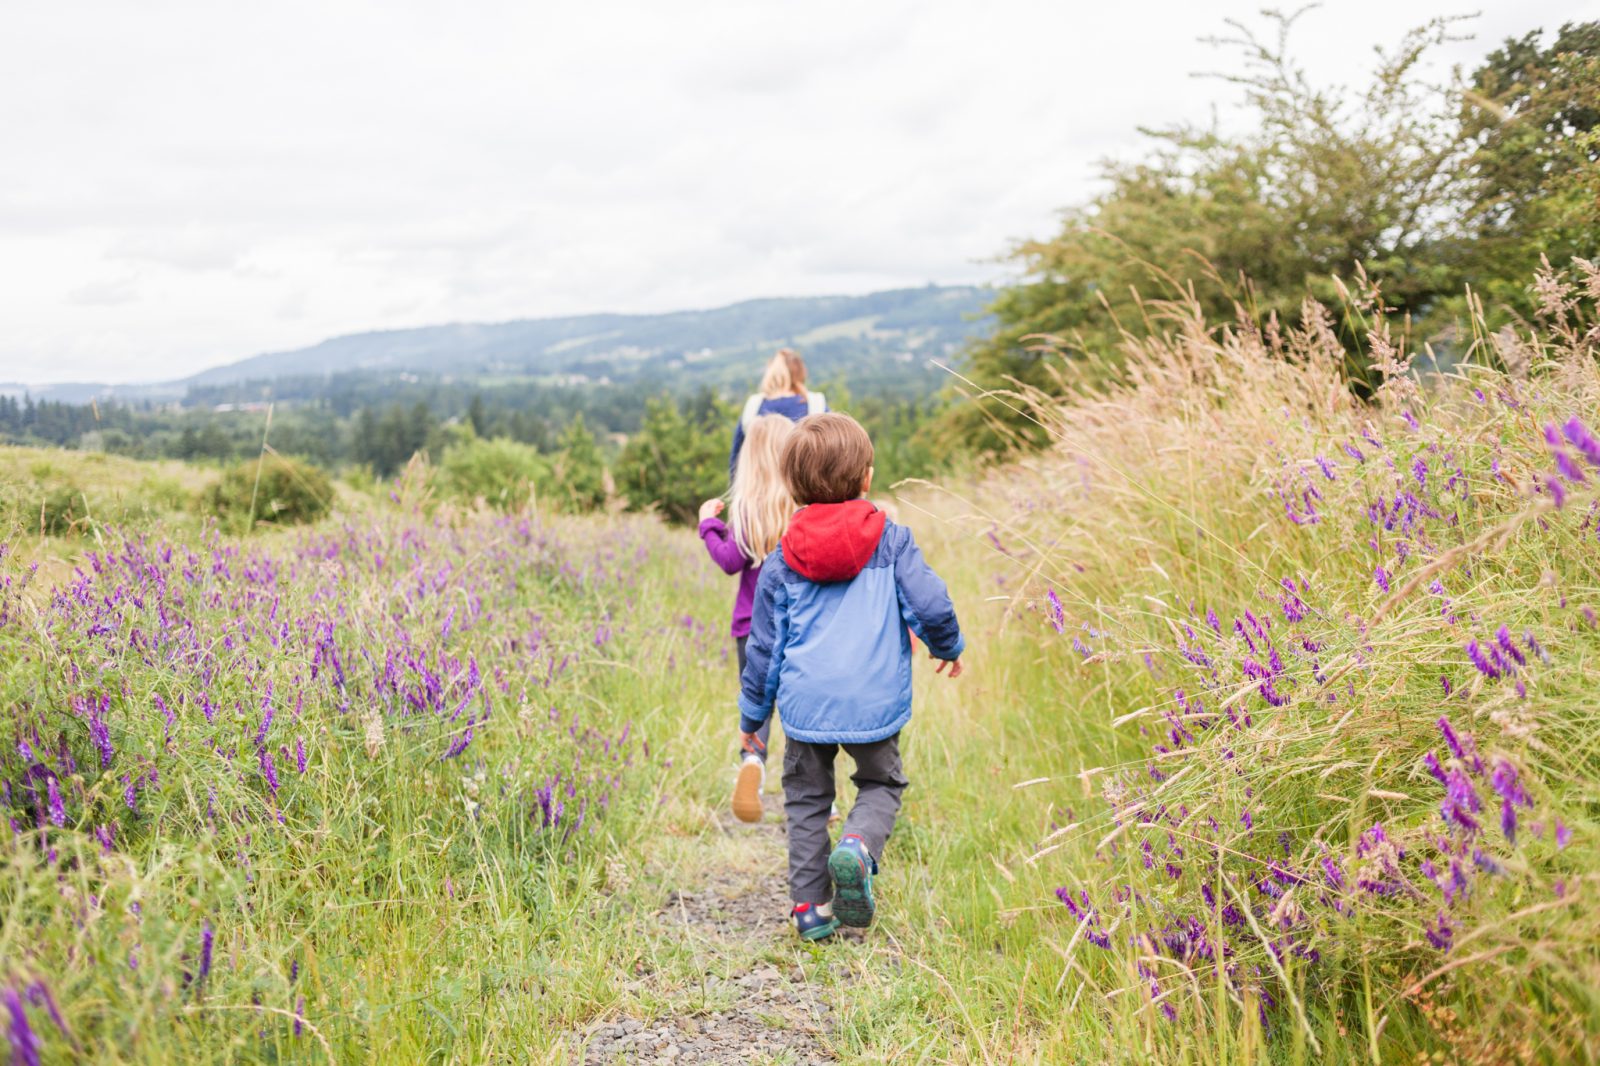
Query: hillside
8 285 992 406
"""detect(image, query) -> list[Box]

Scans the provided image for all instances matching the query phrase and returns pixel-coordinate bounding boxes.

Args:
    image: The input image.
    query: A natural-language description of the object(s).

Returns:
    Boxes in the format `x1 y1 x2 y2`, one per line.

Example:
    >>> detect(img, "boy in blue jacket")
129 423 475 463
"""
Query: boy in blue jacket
738 412 965 941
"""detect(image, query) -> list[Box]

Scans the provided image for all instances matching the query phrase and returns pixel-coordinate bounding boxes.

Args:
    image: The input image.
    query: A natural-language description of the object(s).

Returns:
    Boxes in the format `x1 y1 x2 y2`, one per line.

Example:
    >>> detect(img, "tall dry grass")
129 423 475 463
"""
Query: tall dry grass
905 262 1600 1062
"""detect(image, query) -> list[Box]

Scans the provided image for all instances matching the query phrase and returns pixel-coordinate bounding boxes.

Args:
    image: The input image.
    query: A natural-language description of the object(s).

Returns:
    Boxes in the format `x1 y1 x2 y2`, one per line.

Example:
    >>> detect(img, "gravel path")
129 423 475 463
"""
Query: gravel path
571 821 851 1065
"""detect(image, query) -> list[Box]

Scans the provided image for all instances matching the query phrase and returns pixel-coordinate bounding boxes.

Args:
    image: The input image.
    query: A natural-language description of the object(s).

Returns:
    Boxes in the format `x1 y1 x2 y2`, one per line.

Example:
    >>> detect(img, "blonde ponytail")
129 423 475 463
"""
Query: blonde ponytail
759 348 808 399
729 415 798 563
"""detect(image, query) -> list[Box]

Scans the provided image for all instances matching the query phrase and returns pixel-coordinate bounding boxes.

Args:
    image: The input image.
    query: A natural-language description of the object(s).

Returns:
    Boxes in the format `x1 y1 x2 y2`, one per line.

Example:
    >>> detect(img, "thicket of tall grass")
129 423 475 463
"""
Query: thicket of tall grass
899 262 1600 1062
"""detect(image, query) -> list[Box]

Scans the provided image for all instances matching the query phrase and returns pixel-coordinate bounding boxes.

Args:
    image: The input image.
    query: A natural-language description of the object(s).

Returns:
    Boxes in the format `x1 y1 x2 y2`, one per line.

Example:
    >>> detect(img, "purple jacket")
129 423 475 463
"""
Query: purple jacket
699 516 759 638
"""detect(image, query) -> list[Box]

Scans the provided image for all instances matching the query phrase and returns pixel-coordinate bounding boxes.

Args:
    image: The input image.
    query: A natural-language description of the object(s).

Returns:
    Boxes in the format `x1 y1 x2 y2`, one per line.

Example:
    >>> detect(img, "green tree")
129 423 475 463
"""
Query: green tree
1458 23 1600 316
946 11 1475 451
550 414 608 512
614 395 732 523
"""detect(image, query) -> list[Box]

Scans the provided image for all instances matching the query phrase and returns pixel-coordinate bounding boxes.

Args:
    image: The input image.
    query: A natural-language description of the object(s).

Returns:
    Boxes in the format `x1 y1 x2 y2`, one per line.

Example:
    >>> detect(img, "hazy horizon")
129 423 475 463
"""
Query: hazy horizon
1 0 1566 387
0 279 986 390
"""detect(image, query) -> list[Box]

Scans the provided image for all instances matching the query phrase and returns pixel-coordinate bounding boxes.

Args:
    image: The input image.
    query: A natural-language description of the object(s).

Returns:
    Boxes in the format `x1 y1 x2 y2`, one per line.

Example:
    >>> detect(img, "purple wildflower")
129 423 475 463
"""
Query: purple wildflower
295 737 307 774
1555 819 1571 849
46 777 65 827
198 922 214 985
1547 476 1568 508
1316 456 1337 480
1046 589 1065 634
1424 911 1454 951
88 702 114 769
1555 451 1587 483
1374 566 1390 593
1495 626 1526 667
1412 457 1427 488
1240 809 1252 831
5 988 39 1066
1441 770 1481 834
1422 751 1447 785
1562 417 1600 467
259 747 279 794
1492 760 1532 843
1464 641 1500 679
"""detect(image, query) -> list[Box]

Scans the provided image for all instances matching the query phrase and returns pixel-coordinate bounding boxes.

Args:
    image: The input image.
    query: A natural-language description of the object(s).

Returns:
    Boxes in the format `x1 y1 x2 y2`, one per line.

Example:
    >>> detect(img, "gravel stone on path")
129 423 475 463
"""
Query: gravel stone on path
570 820 841 1064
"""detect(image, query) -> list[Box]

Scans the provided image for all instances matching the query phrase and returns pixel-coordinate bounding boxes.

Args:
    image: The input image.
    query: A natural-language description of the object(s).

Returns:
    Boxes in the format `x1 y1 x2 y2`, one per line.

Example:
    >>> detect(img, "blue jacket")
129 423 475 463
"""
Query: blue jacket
738 500 964 744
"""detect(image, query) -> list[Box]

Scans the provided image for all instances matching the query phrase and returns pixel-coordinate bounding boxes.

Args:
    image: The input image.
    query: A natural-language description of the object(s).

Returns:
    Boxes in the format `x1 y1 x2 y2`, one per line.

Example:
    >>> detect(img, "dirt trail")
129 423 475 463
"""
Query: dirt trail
571 820 857 1065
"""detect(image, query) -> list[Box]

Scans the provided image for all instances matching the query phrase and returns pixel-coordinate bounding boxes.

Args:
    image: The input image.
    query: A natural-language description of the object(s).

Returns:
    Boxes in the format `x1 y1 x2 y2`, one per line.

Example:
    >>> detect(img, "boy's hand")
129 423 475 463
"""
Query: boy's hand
698 498 725 522
740 731 766 756
934 656 963 678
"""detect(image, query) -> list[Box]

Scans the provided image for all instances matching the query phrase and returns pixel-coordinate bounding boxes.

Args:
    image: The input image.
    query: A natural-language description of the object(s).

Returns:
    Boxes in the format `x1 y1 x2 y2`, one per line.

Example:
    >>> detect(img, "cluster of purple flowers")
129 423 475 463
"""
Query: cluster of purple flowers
1540 418 1600 508
1045 402 1588 1032
0 511 701 1053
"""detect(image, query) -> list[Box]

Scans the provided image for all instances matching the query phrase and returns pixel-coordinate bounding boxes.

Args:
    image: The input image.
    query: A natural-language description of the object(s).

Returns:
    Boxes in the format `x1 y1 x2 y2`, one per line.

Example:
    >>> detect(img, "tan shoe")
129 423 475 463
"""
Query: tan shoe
731 756 764 823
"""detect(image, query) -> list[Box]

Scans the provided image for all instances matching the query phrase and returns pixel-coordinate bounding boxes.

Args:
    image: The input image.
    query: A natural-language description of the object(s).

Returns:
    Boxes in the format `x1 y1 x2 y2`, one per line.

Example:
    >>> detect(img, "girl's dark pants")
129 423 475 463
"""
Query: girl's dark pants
735 636 772 761
782 733 907 904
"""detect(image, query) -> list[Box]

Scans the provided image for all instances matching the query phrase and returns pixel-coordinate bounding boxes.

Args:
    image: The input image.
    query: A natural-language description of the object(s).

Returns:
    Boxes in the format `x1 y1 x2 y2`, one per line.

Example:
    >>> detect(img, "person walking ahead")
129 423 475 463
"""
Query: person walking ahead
737 413 965 941
729 348 826 480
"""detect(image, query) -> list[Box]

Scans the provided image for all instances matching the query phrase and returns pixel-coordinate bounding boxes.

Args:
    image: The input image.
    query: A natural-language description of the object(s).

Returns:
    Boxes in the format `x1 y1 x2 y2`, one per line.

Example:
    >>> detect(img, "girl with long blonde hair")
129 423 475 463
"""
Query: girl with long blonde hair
699 414 799 821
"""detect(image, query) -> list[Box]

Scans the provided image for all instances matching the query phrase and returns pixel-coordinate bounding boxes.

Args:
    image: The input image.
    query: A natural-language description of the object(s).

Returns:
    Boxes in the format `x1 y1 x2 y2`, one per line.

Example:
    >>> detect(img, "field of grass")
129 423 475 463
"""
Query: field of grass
3 267 1598 1063
0 446 214 544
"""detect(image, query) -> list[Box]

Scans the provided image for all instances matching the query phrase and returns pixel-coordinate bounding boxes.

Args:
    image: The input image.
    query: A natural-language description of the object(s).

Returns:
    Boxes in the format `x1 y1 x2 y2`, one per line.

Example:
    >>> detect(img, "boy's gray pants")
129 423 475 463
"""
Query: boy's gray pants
782 733 908 904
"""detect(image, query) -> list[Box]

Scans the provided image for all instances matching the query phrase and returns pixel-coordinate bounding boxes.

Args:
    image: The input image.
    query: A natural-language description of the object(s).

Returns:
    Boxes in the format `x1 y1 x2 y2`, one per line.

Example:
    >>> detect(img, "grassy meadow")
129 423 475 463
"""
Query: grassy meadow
3 269 1599 1063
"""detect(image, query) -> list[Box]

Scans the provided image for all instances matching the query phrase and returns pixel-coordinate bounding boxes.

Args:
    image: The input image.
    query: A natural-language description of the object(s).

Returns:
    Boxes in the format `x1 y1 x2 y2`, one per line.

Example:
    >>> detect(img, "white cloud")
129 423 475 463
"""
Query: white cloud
67 276 139 307
0 0 1576 385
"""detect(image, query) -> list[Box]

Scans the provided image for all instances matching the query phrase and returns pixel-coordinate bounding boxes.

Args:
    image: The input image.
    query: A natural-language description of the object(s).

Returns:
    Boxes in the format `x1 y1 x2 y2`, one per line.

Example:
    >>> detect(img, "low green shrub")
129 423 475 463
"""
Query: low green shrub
203 455 334 529
438 436 550 512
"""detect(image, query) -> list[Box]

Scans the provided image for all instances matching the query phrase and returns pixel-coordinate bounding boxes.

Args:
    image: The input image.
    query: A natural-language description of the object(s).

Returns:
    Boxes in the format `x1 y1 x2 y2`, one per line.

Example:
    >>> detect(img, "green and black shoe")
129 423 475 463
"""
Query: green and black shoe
828 834 878 928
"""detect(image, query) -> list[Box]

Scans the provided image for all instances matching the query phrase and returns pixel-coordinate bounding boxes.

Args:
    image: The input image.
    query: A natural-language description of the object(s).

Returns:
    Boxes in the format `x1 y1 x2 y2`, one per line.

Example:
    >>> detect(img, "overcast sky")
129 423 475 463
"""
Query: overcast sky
0 1 1577 385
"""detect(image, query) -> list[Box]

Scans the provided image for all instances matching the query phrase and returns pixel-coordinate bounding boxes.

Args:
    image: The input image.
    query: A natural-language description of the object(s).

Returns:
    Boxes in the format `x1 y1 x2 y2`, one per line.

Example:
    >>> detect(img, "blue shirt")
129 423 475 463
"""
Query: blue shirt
729 394 823 480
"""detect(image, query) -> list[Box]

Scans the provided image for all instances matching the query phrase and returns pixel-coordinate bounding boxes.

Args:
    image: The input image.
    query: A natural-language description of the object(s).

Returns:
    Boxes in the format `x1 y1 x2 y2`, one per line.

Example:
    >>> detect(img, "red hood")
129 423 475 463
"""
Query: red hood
780 500 886 583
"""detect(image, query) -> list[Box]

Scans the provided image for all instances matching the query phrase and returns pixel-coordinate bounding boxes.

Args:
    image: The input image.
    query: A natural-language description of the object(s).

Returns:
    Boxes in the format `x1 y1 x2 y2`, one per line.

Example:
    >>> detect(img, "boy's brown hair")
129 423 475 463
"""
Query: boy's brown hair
780 412 874 505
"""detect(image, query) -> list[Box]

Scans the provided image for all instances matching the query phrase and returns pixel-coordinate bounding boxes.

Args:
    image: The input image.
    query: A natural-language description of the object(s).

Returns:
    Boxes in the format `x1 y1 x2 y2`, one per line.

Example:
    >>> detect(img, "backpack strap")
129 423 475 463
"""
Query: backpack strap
806 391 827 417
739 393 764 434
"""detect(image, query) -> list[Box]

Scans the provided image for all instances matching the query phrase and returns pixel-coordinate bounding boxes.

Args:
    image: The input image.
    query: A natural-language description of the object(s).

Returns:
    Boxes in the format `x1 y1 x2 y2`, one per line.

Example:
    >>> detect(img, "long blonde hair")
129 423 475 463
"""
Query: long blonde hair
729 415 798 563
758 348 808 399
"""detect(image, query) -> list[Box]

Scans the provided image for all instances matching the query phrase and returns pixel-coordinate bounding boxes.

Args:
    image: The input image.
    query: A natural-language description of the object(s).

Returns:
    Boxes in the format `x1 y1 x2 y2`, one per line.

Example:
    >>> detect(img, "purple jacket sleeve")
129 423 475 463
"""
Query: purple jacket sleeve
698 517 749 575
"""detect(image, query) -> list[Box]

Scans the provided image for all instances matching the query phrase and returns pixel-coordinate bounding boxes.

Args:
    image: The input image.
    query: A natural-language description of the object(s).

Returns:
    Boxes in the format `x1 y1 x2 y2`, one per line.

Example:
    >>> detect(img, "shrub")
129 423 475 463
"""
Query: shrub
437 436 549 512
203 455 334 529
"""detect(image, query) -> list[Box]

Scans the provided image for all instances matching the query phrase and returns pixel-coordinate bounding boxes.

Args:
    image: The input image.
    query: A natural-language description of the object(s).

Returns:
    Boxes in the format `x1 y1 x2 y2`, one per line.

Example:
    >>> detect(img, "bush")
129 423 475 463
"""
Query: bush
437 436 549 512
203 455 334 529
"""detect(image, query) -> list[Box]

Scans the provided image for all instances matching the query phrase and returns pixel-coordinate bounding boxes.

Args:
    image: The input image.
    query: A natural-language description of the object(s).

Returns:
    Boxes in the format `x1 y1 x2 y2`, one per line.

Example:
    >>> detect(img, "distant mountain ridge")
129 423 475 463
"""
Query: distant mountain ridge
14 284 993 405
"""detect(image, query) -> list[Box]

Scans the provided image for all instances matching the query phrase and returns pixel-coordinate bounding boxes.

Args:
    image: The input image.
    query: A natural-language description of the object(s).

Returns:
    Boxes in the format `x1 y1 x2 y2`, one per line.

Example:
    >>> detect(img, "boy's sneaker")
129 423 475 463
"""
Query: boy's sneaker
828 834 878 928
731 754 764 823
791 902 837 941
